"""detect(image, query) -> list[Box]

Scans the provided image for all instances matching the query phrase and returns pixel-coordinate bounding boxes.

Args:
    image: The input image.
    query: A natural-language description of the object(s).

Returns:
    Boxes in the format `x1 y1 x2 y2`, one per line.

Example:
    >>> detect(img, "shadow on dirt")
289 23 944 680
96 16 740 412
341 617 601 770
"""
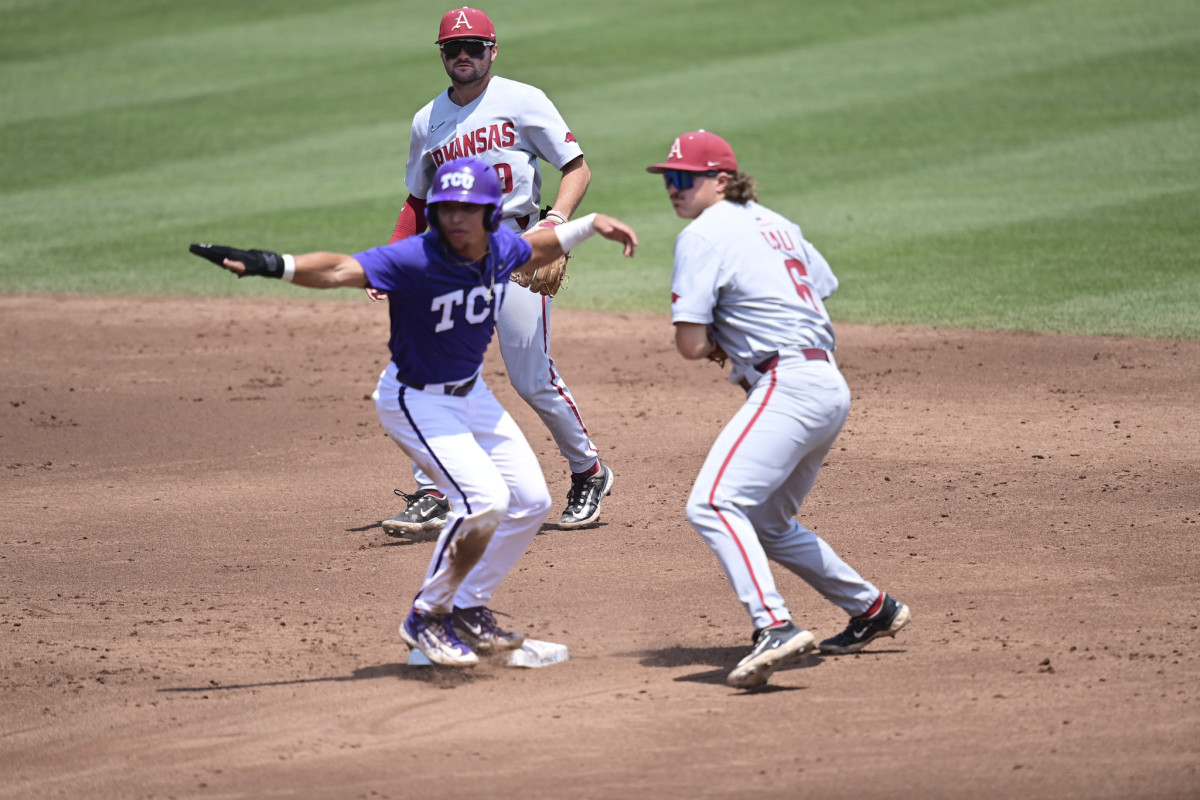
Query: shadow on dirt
157 661 491 693
624 644 825 689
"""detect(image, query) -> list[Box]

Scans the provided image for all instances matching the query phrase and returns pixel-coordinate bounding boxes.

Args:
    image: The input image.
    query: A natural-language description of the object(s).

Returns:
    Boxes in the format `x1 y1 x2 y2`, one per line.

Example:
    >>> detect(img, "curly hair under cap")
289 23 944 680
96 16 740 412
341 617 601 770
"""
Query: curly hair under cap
723 172 759 204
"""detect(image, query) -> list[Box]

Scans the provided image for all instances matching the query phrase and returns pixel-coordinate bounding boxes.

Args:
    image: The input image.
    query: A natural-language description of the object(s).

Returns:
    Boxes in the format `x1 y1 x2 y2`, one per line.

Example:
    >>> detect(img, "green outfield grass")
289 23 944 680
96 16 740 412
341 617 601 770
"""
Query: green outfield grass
2 0 1198 338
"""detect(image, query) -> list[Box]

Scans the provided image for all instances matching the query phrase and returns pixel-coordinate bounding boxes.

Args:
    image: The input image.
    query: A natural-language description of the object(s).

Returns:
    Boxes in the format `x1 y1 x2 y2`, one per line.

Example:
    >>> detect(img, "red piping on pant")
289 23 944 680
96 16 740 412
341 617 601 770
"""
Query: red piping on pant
706 370 780 626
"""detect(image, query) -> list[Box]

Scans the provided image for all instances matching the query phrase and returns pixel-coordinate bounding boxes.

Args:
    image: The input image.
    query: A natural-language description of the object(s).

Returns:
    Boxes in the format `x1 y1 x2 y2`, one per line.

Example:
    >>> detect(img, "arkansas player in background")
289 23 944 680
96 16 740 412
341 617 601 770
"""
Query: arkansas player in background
376 7 614 537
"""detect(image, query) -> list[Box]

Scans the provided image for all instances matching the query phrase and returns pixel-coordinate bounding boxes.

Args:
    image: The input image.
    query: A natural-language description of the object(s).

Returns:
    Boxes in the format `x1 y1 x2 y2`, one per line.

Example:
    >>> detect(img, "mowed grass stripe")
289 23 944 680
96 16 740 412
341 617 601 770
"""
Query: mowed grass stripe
0 119 410 248
801 112 1200 240
0 0 1196 337
540 0 1199 215
567 0 1196 137
0 1 425 127
7 196 399 298
561 3 1200 318
0 0 371 61
829 187 1200 338
723 37 1200 196
0 56 414 193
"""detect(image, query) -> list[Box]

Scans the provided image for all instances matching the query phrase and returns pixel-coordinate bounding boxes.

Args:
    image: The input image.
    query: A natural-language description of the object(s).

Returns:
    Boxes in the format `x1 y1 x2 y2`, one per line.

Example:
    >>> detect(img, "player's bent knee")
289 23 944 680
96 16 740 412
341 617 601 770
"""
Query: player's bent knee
686 492 744 530
446 520 498 581
527 488 552 519
509 379 545 406
505 478 551 520
472 477 513 510
463 505 506 536
685 495 713 528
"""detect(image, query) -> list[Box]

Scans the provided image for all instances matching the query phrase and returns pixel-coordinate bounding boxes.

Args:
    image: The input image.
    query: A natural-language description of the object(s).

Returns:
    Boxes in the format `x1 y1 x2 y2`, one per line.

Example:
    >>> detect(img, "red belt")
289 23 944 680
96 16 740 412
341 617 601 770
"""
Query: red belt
740 349 829 391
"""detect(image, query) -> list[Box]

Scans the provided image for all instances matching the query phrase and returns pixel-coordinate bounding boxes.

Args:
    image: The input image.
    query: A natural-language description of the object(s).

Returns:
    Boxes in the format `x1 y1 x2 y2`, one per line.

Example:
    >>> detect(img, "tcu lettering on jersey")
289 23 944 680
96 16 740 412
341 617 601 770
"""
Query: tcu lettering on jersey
430 123 518 167
431 285 503 333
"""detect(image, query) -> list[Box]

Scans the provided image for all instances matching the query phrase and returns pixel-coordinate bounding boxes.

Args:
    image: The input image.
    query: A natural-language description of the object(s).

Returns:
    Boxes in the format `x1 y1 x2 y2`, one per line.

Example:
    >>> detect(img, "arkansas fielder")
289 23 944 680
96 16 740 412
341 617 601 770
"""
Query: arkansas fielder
649 131 913 689
381 6 613 535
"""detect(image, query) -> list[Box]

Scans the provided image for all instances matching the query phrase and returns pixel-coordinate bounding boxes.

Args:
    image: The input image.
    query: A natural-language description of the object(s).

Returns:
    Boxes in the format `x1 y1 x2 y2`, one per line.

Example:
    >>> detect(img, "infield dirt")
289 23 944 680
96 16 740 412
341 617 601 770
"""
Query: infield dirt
3 295 1197 799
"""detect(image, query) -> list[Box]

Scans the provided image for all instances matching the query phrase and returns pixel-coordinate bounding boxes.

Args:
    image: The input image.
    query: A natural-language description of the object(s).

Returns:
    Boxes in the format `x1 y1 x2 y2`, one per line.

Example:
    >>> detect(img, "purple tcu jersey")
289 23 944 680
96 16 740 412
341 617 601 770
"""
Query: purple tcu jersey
355 227 532 385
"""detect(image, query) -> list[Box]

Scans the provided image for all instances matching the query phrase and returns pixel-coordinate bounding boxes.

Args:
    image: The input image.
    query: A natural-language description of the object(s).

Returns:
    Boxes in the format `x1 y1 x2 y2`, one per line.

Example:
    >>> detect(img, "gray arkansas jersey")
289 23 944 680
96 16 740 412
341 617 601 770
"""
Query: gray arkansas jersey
671 199 839 384
406 76 583 222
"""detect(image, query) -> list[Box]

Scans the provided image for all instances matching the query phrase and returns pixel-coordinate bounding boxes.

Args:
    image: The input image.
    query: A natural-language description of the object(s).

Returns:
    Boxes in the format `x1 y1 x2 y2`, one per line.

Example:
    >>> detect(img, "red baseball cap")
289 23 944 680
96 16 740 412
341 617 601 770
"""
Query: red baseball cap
646 130 738 173
437 7 497 43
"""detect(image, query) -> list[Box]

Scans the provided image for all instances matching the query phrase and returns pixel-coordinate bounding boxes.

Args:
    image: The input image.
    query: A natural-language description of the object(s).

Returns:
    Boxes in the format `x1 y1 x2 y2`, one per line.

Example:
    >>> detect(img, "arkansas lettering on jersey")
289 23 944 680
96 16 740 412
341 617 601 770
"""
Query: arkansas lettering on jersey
430 122 517 167
406 77 584 222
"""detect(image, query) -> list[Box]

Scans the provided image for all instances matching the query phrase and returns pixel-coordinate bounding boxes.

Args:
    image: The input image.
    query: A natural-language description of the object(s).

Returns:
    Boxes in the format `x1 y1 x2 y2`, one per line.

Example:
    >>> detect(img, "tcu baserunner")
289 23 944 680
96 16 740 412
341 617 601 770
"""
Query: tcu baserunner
190 157 637 666
648 131 912 689
376 6 613 534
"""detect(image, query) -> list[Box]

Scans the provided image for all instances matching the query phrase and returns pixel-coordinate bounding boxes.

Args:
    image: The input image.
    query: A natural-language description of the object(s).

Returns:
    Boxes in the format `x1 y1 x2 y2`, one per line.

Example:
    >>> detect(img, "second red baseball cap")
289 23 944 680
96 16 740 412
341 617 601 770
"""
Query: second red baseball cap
646 130 738 173
437 7 497 43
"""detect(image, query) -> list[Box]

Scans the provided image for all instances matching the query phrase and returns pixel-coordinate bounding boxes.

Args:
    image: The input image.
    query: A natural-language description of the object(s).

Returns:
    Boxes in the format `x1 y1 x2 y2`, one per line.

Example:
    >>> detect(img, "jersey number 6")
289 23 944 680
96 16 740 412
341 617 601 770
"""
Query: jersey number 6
784 258 820 312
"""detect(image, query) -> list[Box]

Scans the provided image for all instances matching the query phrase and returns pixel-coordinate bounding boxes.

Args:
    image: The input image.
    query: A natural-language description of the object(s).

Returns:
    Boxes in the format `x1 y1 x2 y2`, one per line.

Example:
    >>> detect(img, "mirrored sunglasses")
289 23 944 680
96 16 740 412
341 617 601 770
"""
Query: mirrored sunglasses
440 39 493 59
662 169 721 191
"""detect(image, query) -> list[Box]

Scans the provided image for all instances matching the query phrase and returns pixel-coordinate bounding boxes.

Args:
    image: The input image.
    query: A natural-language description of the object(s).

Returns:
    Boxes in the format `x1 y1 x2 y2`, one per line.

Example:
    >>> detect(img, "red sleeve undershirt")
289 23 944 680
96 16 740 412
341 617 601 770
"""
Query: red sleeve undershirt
389 195 428 243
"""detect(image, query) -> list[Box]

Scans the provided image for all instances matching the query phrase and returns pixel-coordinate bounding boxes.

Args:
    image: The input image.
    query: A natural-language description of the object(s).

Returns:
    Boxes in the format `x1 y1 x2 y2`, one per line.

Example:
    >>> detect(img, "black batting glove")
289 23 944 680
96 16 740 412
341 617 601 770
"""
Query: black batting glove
189 243 286 279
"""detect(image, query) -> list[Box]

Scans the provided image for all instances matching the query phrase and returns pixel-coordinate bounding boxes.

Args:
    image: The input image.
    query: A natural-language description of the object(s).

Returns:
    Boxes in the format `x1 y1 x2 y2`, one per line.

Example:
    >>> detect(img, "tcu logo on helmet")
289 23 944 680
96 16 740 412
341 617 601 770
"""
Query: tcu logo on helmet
440 170 476 191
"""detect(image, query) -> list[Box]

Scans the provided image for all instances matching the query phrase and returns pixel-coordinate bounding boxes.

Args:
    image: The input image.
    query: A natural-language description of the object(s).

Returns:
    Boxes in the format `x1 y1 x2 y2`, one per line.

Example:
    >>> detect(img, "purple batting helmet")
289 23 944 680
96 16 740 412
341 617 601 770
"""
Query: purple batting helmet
426 157 504 233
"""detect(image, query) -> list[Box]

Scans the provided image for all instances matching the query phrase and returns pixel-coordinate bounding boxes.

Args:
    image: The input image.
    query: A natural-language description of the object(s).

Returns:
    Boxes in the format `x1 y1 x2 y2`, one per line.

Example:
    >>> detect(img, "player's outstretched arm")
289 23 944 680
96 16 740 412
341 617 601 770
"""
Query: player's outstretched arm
189 244 368 289
516 213 637 278
290 253 369 289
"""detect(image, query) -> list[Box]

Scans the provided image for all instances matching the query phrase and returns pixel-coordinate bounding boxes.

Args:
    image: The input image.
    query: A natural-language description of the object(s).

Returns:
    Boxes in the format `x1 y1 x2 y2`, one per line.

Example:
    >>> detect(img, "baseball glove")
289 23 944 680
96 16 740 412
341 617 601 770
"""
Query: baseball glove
707 341 728 368
514 208 570 297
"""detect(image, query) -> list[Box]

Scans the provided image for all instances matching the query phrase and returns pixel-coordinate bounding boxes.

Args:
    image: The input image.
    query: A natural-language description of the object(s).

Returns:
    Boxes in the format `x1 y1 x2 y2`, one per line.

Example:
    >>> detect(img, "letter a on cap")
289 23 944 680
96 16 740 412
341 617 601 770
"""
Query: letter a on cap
437 7 496 43
646 129 738 173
